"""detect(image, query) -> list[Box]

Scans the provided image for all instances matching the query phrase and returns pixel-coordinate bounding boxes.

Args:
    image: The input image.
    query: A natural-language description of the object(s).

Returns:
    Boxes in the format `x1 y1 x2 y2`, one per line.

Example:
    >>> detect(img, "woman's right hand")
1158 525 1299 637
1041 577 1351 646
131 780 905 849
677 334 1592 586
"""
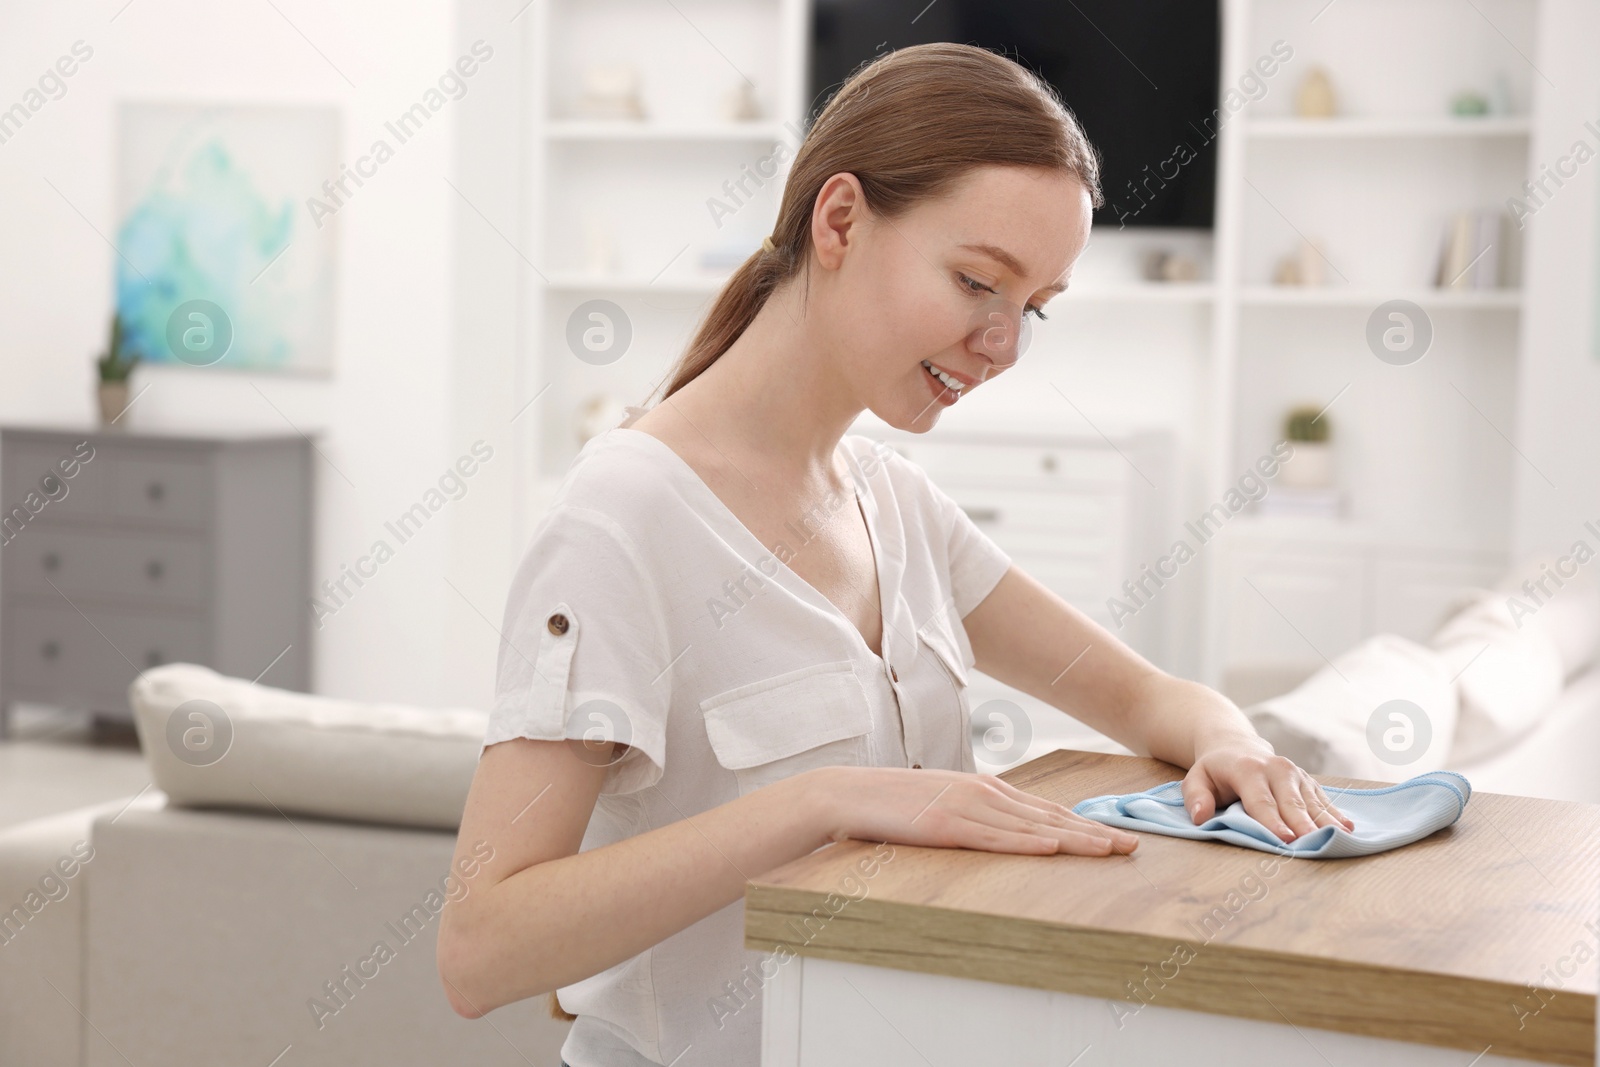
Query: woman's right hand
806 766 1139 857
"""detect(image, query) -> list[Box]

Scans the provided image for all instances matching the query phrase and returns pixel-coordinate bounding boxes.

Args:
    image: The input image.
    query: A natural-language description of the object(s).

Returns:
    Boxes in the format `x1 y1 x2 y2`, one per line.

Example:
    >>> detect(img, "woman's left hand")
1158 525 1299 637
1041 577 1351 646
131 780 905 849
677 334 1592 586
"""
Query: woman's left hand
1182 736 1354 841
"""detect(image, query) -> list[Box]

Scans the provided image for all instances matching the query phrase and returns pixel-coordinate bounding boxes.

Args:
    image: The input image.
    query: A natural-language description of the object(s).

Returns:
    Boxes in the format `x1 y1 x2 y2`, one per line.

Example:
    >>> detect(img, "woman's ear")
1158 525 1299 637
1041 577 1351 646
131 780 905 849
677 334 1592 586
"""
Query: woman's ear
810 172 869 272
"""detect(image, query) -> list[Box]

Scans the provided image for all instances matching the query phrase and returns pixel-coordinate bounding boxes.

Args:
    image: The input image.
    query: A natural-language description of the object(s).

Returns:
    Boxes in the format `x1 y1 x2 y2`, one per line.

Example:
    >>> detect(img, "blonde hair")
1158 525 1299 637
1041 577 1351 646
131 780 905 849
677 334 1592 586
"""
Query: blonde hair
653 41 1103 403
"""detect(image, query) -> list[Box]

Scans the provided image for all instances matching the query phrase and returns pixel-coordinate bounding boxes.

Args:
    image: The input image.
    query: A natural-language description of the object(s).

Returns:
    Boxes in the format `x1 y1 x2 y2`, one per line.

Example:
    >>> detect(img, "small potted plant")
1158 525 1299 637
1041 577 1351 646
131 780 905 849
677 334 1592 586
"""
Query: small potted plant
95 314 141 425
1280 404 1334 488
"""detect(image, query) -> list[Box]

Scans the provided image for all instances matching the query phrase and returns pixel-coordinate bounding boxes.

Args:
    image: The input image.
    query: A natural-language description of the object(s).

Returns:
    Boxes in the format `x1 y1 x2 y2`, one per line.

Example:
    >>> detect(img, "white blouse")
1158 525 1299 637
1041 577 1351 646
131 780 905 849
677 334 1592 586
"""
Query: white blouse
481 407 1014 1067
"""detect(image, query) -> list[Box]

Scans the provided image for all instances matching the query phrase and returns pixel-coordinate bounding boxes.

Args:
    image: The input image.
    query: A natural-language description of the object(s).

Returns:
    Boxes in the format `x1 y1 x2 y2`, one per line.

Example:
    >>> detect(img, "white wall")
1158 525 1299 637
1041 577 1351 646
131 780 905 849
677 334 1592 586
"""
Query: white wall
0 0 519 710
1511 0 1600 560
2 0 1592 713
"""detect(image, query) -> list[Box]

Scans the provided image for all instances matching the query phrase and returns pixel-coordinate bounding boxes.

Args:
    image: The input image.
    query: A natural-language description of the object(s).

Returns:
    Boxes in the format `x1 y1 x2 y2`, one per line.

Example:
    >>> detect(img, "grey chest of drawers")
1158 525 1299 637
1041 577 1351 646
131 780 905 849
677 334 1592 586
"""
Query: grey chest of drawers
0 425 313 735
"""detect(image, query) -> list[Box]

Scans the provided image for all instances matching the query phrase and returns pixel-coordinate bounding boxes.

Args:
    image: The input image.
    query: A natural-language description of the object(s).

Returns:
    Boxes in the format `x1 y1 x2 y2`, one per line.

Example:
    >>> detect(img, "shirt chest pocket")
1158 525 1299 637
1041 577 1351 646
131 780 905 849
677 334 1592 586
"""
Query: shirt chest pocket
700 660 873 797
912 607 977 773
916 611 971 691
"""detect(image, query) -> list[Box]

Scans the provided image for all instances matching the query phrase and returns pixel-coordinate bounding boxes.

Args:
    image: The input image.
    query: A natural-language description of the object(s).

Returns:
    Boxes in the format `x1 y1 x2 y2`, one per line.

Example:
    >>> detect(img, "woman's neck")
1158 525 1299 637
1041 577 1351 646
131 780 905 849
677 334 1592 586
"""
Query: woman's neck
661 281 864 481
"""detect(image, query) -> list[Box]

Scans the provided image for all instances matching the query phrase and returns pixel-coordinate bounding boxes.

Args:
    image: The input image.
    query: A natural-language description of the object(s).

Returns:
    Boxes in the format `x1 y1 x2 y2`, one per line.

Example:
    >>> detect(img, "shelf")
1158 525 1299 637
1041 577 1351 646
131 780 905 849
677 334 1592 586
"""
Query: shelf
1061 283 1215 303
521 0 1545 691
1245 116 1532 139
544 119 789 142
544 271 730 293
1238 286 1522 309
542 277 1217 302
1227 512 1509 556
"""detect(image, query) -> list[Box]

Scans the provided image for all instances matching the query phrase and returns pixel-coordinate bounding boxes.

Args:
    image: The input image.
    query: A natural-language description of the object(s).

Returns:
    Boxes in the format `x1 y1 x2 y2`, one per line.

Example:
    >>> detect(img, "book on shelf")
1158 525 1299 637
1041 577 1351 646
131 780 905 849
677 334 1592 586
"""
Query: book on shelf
1435 208 1504 290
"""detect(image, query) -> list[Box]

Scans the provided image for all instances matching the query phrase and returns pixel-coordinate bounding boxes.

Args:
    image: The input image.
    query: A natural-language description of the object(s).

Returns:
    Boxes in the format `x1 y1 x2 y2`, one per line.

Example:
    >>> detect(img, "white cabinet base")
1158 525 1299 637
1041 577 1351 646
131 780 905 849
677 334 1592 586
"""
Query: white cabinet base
763 955 1552 1067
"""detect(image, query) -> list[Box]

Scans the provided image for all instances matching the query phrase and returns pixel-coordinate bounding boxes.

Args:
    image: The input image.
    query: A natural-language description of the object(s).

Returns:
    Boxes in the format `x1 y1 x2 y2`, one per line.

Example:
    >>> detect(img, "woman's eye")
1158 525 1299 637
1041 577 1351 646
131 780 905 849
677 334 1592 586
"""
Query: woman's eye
959 273 1049 321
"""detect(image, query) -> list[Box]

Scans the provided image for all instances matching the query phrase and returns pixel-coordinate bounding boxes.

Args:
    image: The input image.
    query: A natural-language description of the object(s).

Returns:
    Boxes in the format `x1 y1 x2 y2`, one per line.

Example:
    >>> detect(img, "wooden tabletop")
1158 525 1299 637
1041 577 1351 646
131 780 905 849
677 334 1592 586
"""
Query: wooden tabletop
745 748 1600 1066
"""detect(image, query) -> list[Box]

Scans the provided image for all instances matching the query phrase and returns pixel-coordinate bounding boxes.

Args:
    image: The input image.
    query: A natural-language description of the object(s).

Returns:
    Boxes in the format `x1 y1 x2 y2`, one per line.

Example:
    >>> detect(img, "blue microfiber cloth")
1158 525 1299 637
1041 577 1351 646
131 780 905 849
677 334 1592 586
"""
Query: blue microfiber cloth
1073 770 1471 858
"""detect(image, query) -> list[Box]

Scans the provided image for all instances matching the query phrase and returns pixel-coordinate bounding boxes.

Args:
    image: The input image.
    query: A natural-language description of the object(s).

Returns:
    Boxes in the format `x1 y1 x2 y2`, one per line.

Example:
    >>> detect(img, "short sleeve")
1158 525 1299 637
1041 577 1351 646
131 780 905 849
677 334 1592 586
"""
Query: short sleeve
896 453 1013 618
482 505 672 794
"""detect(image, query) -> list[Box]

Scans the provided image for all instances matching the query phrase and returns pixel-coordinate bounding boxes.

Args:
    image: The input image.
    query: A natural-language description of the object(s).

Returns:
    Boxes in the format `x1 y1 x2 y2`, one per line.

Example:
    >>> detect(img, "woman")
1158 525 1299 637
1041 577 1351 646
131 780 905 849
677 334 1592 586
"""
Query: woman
437 41 1352 1067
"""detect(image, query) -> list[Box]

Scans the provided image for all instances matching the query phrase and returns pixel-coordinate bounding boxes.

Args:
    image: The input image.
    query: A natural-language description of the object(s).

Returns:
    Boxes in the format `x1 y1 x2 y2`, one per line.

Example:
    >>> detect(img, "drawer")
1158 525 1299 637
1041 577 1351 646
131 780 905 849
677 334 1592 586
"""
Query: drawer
893 438 1130 490
8 529 207 606
111 454 211 527
1 440 109 527
4 600 208 704
953 490 1124 561
958 517 1120 561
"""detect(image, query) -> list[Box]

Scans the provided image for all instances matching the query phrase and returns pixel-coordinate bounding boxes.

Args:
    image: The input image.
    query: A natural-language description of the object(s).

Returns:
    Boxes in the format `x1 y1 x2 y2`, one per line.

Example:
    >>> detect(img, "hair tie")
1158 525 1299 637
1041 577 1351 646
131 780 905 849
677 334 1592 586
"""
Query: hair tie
760 234 776 254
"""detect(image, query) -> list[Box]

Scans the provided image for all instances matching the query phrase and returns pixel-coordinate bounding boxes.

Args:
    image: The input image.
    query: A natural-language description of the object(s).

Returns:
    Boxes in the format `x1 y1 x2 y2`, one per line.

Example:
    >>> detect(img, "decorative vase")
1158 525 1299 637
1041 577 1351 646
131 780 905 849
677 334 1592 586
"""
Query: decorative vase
1295 67 1338 118
1279 441 1334 488
96 381 129 426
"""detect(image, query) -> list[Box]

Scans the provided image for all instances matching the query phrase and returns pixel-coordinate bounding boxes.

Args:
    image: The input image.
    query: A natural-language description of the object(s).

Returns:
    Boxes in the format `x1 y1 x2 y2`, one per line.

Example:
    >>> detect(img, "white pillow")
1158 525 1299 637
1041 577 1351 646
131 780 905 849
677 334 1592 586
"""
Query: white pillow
1245 634 1459 782
129 663 488 830
1429 588 1565 766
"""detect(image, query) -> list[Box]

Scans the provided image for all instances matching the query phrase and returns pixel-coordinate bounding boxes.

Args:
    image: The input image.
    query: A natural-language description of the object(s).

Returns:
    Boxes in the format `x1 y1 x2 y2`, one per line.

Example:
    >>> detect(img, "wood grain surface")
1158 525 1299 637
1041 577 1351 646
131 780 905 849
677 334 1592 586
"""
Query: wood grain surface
745 748 1600 1065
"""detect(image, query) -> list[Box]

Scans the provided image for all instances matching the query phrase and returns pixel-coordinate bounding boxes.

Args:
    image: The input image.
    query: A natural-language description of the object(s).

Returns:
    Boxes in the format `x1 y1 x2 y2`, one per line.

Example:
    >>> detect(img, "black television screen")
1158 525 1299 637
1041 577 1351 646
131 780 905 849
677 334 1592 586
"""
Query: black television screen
809 0 1221 229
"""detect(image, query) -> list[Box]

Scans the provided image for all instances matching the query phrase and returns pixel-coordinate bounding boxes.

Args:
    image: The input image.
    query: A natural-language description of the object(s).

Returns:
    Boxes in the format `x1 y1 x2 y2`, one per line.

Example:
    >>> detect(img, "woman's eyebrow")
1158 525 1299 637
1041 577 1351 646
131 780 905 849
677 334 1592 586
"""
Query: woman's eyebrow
958 242 1068 296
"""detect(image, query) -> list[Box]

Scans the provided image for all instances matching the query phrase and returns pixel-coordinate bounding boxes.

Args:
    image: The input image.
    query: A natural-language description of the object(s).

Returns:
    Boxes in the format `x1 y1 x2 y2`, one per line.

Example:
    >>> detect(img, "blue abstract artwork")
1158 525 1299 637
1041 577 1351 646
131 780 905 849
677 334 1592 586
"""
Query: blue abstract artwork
115 103 339 373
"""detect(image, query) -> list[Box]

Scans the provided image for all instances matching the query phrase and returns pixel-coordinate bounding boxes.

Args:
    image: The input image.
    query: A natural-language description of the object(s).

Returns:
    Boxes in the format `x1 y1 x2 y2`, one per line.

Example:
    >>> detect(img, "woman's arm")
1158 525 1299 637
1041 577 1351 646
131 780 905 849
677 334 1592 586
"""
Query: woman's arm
962 565 1354 838
436 734 1140 1018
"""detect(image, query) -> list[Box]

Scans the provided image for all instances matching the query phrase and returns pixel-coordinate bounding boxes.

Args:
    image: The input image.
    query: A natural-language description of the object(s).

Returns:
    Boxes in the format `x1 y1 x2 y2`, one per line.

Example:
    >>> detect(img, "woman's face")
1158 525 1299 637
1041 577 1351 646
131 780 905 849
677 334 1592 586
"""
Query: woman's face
814 164 1093 432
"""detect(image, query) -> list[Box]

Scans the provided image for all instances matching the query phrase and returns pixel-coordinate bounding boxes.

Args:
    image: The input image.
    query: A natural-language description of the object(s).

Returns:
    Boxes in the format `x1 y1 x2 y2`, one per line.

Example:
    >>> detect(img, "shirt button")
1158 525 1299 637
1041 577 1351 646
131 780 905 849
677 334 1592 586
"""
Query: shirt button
547 613 569 635
911 762 922 769
889 666 899 683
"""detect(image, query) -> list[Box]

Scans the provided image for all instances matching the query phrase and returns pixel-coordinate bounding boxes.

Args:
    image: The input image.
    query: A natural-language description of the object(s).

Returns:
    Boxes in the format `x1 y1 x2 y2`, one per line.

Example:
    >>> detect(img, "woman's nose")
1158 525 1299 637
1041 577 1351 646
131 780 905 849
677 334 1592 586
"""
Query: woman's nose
967 297 1027 371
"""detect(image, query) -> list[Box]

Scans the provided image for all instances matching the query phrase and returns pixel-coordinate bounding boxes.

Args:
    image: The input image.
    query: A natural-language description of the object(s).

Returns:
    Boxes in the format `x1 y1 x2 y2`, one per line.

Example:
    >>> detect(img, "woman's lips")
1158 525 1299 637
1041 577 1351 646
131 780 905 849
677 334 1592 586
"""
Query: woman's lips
921 359 964 405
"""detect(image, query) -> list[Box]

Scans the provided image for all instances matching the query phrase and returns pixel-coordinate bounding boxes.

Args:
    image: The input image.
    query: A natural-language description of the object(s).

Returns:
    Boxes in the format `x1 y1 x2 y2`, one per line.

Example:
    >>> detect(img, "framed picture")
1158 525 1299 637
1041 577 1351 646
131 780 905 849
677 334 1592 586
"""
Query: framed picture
115 101 340 374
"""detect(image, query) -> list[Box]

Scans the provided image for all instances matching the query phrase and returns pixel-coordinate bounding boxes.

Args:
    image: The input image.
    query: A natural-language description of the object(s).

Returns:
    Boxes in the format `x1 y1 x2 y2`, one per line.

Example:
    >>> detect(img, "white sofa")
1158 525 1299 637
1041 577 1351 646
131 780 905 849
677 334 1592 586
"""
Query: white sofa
0 665 572 1067
1445 660 1600 805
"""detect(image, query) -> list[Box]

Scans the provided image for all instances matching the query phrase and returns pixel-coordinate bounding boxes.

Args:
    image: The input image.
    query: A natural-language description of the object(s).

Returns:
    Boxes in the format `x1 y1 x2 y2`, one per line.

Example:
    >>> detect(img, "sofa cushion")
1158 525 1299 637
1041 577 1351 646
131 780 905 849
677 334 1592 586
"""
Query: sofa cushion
1244 634 1459 782
129 664 486 830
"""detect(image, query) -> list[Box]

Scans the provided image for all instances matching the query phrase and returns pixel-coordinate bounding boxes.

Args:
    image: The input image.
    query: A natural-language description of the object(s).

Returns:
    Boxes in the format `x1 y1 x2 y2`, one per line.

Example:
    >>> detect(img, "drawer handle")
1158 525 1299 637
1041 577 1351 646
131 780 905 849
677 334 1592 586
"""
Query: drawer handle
144 650 164 668
41 640 60 661
146 481 165 503
961 505 1001 523
146 560 164 581
42 552 60 572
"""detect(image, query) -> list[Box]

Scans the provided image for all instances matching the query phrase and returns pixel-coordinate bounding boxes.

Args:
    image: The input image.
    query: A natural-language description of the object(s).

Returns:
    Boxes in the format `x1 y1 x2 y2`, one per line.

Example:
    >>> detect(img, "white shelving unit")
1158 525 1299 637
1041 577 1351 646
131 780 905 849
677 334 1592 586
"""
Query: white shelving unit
513 0 1540 707
1245 115 1533 138
1202 0 1538 697
515 0 808 517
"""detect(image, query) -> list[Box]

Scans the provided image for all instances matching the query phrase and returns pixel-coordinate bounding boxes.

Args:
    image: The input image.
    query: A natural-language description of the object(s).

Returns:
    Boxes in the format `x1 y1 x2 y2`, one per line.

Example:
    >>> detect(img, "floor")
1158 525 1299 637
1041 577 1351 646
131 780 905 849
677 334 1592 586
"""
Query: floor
0 705 150 833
